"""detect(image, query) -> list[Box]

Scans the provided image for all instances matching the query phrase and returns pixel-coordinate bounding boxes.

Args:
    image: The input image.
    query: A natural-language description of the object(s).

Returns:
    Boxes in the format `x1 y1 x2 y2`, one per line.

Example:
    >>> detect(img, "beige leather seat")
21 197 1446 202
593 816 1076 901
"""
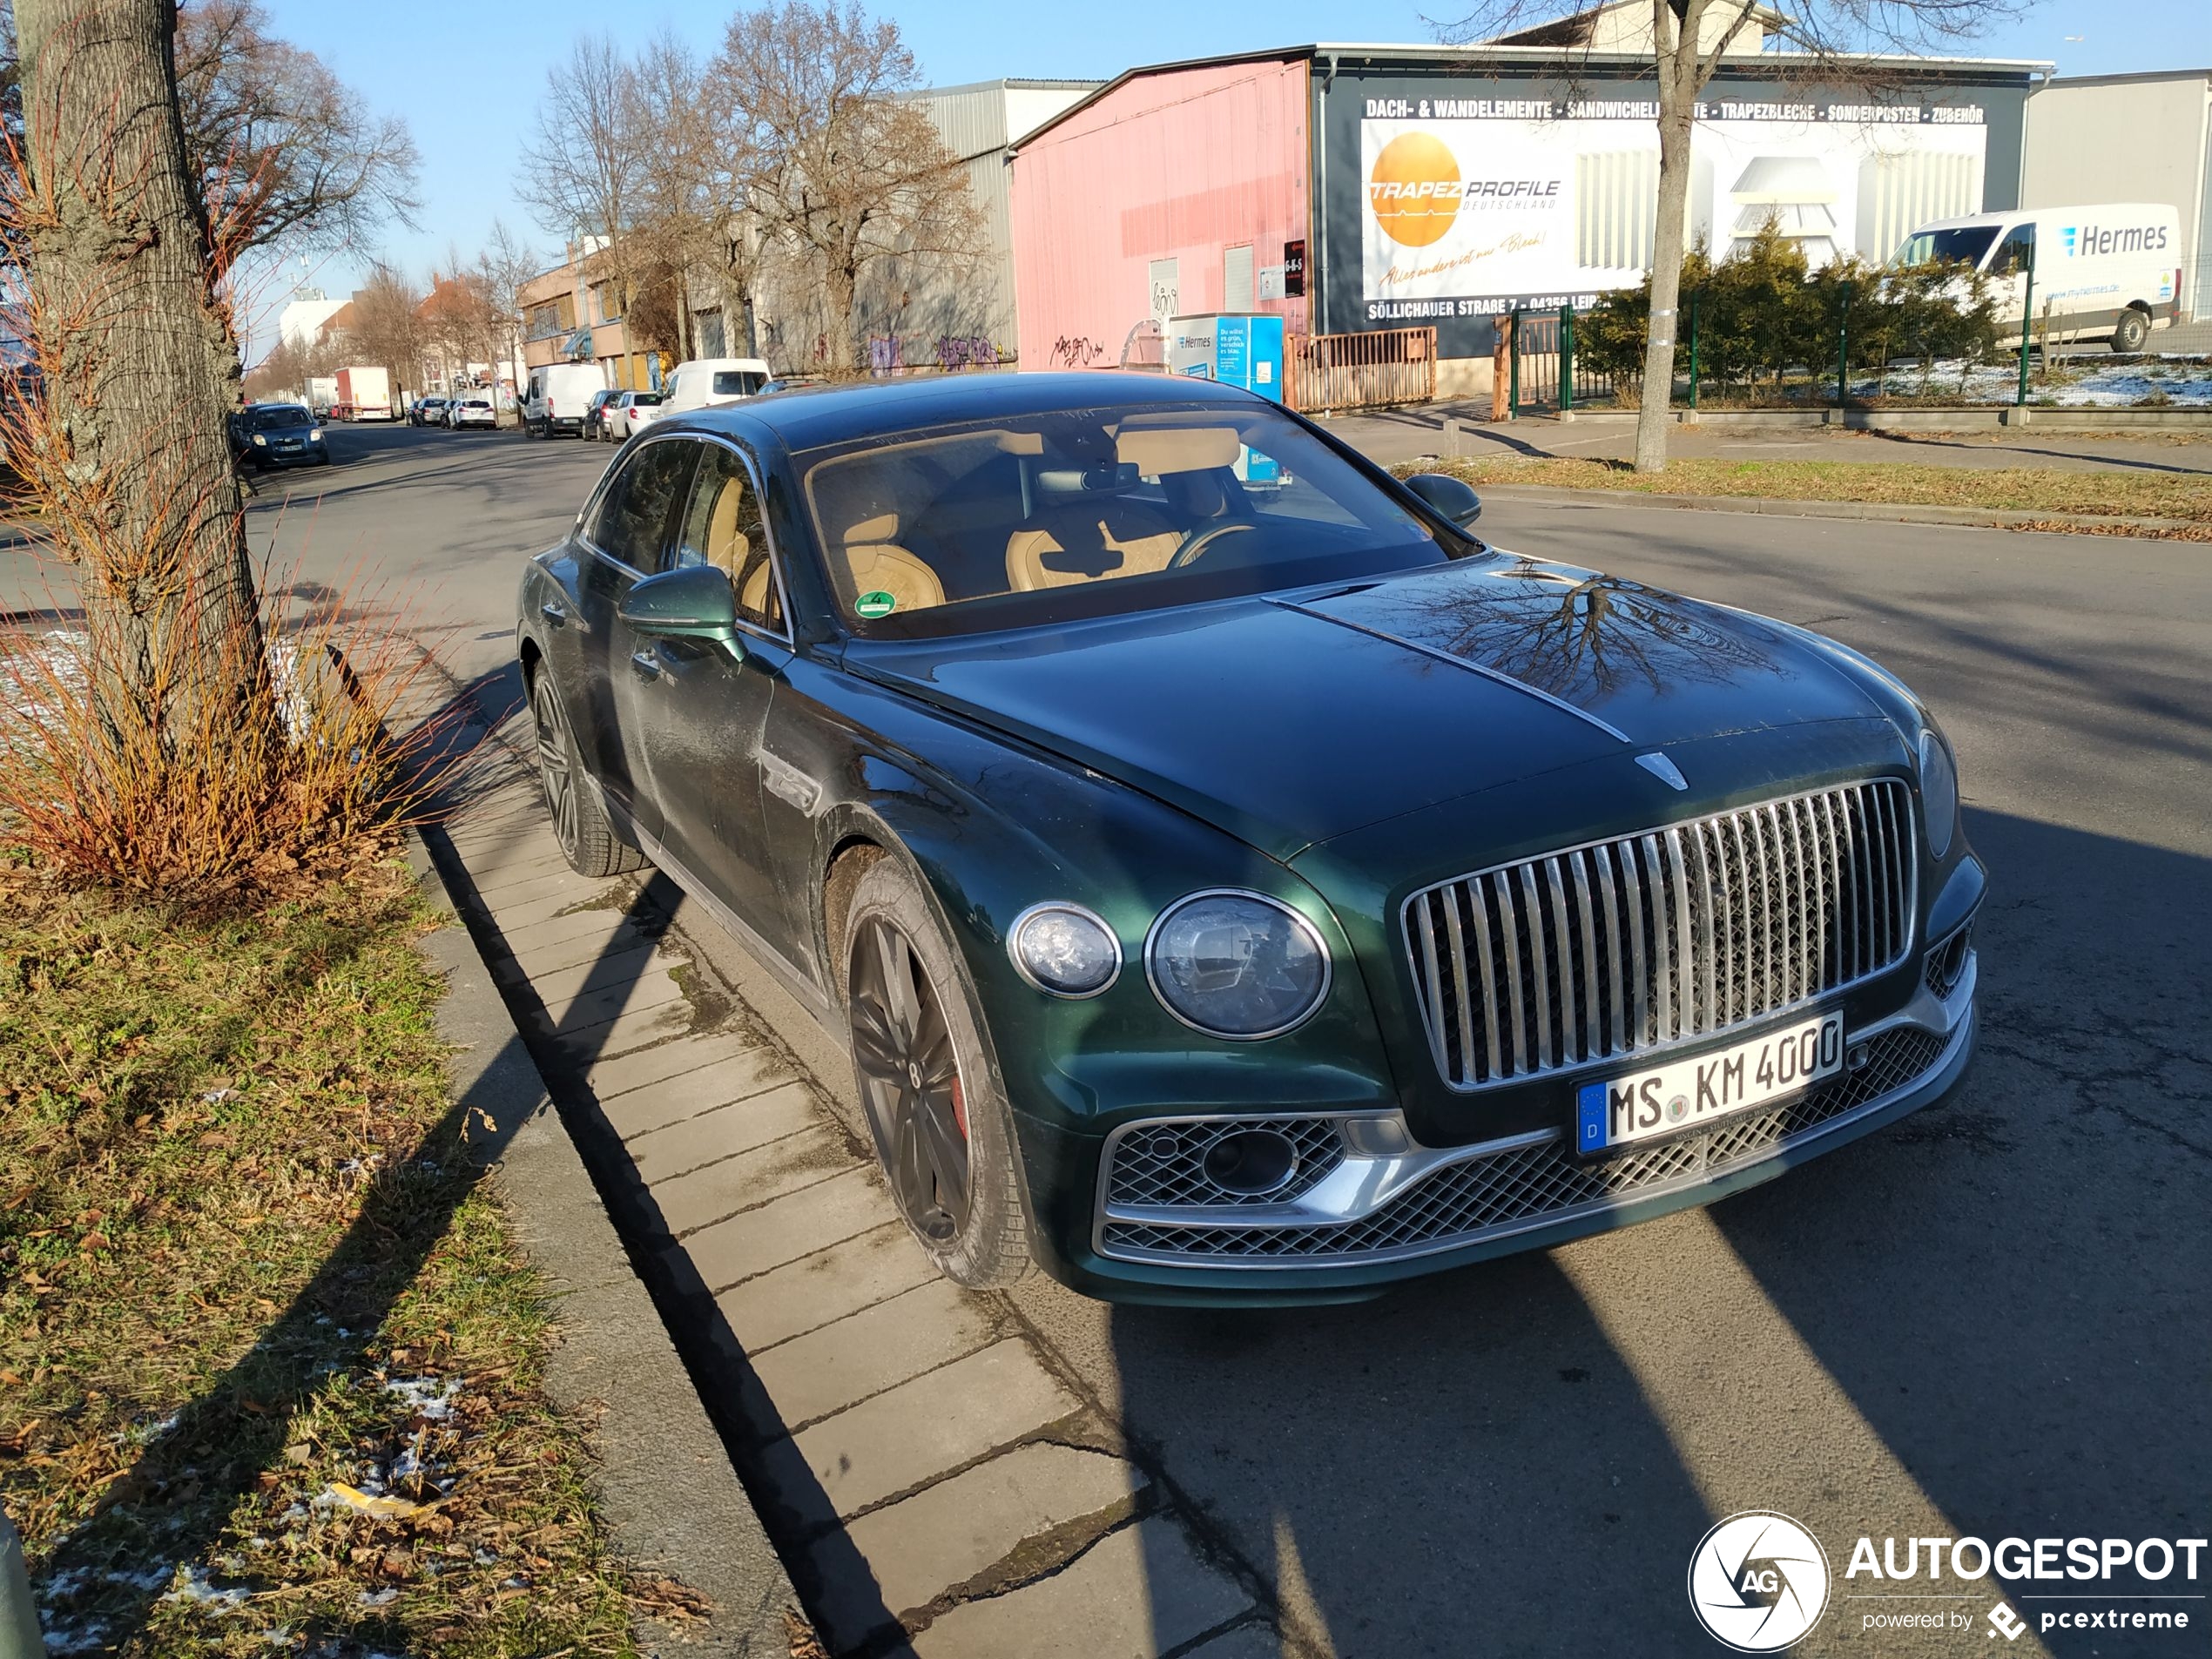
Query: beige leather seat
698 475 777 618
1004 503 1183 592
840 511 945 614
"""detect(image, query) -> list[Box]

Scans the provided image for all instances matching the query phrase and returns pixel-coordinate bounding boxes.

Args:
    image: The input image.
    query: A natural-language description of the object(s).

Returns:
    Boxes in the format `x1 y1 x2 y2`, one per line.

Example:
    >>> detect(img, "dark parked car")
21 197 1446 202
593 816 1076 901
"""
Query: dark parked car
410 395 448 428
234 401 329 468
513 374 1980 1304
582 387 624 442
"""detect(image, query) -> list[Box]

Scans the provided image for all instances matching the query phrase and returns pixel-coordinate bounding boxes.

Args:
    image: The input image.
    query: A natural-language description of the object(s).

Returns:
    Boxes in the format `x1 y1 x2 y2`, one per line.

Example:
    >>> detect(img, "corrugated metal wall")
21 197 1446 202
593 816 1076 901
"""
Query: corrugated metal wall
1012 59 1312 370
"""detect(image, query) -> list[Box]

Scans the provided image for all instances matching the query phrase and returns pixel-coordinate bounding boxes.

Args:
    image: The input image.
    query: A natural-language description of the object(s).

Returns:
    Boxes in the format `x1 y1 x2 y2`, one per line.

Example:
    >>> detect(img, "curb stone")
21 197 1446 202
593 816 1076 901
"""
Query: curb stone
1455 480 2206 536
407 833 813 1657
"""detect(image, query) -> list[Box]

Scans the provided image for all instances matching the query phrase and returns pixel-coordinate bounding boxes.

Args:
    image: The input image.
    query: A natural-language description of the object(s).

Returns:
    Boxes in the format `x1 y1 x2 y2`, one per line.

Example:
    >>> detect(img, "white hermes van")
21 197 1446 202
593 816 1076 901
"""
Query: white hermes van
523 362 610 438
661 356 772 415
1893 204 2182 351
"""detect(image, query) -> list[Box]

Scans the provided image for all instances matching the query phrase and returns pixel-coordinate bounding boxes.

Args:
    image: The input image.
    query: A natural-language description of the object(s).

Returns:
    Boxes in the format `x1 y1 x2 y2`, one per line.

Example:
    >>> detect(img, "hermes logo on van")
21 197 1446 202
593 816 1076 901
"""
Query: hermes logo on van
2063 223 2170 257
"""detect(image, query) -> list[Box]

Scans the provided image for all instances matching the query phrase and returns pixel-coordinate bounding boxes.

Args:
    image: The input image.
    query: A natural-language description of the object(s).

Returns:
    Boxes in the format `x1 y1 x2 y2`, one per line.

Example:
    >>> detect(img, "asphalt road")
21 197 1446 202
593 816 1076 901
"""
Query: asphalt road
12 419 2204 1657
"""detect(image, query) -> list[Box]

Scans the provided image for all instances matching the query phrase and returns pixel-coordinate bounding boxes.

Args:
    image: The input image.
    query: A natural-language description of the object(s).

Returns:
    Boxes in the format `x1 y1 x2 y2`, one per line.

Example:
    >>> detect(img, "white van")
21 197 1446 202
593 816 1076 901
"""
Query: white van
661 357 772 415
523 362 610 438
1892 204 2182 352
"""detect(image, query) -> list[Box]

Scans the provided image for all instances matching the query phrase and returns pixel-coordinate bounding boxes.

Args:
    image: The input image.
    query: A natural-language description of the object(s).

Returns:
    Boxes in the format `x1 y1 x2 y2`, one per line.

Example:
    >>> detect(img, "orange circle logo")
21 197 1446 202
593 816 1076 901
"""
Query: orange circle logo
1368 132 1464 247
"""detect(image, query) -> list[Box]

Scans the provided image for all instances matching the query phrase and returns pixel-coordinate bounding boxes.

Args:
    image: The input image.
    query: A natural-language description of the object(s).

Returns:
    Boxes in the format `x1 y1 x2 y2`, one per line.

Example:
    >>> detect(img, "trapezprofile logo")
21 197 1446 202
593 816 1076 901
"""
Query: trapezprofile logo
1689 1512 1832 1652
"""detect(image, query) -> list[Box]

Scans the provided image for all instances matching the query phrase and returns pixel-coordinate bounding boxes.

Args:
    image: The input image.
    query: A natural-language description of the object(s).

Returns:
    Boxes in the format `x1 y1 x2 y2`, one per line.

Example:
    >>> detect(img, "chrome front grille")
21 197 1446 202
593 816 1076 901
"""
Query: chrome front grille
1099 1023 1952 1264
1404 780 1916 1090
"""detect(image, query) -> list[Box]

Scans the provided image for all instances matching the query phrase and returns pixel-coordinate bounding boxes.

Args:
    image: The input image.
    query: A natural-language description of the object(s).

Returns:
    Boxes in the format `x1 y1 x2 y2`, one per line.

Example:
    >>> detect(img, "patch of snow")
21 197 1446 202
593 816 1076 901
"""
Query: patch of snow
382 1376 459 1421
162 1564 250 1610
356 1588 401 1608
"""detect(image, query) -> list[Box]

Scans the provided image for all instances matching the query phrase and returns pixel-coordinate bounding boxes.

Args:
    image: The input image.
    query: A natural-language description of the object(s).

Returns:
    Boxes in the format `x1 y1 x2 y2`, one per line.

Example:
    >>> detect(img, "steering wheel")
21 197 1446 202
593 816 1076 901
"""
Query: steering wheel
1167 520 1258 570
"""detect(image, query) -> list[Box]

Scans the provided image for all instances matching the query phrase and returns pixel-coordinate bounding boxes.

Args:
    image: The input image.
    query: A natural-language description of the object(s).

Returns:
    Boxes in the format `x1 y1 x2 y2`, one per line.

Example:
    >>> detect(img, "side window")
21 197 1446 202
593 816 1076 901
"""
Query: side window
675 442 784 632
1989 225 2035 275
586 441 696 570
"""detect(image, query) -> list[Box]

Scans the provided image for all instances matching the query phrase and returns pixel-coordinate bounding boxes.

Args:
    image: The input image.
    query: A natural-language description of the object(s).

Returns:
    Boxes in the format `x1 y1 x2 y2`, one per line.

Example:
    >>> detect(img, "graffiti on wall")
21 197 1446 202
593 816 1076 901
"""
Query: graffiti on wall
1048 334 1108 368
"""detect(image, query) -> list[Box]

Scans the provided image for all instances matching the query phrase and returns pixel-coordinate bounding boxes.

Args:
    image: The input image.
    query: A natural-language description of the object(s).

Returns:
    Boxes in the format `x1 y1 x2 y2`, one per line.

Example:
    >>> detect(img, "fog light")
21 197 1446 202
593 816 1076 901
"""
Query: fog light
1201 1128 1298 1196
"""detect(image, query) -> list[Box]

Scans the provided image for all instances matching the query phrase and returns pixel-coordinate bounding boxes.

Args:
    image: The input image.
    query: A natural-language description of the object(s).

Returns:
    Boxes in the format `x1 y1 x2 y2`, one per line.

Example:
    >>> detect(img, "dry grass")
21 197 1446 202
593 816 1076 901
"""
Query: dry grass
0 562 456 909
0 861 698 1656
1399 455 2212 526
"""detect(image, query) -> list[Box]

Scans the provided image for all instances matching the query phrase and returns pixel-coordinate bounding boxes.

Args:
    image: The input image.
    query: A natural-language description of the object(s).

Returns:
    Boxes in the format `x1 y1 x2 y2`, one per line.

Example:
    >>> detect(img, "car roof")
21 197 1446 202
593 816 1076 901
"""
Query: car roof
658 370 1271 453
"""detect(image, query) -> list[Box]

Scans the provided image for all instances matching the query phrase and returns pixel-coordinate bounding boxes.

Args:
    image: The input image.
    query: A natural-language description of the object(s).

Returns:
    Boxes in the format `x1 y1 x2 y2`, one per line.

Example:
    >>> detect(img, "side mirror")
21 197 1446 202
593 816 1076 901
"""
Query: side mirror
1402 471 1482 529
617 563 744 659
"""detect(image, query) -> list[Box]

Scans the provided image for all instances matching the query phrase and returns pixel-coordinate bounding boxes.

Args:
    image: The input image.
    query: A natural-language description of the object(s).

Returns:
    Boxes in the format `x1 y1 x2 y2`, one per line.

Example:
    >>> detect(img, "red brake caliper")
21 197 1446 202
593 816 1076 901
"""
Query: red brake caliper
950 1073 968 1139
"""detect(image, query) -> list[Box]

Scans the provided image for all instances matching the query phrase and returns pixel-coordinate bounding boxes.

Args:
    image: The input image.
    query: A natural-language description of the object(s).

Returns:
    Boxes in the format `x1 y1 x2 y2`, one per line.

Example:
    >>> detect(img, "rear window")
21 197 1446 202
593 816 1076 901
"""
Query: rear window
632 392 664 407
711 370 765 397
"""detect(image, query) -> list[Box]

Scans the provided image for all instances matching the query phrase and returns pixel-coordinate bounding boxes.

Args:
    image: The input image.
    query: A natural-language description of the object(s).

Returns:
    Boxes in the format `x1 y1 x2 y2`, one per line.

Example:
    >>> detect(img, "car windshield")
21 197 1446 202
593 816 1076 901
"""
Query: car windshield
799 401 1465 637
1892 226 2000 269
251 405 312 430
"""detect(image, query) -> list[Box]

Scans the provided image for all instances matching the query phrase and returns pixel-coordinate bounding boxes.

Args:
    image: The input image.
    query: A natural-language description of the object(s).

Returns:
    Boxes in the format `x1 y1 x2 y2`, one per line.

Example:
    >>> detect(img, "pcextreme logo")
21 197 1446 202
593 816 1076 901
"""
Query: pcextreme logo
1688 1512 1831 1652
1366 131 1561 247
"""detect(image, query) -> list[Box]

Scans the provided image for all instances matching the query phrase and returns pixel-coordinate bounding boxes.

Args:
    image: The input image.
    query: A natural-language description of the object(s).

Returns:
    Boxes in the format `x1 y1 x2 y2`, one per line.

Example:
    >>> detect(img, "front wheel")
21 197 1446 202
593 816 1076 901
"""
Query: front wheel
2111 308 2151 353
844 858 1032 1288
529 666 646 878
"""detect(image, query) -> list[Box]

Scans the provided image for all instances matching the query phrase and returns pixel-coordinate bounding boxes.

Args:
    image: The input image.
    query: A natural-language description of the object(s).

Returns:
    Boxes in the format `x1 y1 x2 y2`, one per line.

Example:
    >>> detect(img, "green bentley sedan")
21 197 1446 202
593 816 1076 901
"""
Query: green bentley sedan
515 373 1980 1304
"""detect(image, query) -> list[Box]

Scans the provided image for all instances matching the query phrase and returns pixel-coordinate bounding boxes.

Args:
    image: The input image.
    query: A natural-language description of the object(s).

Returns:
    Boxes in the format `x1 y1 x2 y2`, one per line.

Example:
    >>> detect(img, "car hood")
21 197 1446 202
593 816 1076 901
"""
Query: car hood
851 553 1892 861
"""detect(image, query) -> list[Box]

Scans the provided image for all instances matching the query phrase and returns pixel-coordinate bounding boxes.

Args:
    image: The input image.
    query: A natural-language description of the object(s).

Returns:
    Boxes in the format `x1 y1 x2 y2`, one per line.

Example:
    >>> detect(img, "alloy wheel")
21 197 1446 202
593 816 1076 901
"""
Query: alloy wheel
849 915 969 1241
531 676 580 857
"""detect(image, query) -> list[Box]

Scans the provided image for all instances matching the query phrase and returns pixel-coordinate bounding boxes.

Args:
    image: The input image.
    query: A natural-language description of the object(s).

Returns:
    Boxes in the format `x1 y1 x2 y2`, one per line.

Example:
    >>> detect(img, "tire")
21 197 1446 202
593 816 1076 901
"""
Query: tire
529 666 647 879
843 858 1033 1288
2111 307 2150 353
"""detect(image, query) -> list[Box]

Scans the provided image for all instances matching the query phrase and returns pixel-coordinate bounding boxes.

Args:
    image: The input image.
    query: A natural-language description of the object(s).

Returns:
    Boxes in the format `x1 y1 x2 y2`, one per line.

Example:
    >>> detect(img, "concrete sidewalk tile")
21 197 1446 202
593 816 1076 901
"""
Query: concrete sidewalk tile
746 1278 995 1430
624 1081 821 1177
486 884 632 935
830 1442 1146 1620
547 962 689 1033
447 833 561 880
682 1165 897 1291
652 1123 853 1238
1180 1626 1282 1658
714 1223 934 1352
509 941 669 1007
500 913 660 976
472 867 610 916
588 1031 762 1102
907 1518 1251 1659
598 1049 792 1140
781 1339 1079 1519
549 998 695 1062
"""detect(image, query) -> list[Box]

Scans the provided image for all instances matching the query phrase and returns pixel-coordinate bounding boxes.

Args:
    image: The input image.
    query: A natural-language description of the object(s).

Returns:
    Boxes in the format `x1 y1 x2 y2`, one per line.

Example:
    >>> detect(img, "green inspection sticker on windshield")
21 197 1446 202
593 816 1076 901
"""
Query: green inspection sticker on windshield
854 590 898 619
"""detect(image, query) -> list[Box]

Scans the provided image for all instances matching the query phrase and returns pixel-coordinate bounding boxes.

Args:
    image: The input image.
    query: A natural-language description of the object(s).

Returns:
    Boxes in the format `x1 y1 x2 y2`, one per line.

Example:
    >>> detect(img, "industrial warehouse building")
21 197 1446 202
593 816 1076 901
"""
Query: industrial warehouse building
2022 68 2212 320
1009 20 2042 395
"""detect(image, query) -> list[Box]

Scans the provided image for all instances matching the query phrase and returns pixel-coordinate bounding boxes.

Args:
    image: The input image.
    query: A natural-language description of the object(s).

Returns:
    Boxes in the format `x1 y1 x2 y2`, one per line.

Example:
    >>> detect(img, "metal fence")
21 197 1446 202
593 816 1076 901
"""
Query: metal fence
1286 327 1437 414
1503 309 1615 416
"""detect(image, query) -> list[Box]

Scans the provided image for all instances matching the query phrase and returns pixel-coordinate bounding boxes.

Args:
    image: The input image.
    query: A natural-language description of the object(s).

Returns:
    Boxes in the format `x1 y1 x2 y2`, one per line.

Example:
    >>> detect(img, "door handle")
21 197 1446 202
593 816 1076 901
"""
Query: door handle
629 650 662 683
540 600 570 627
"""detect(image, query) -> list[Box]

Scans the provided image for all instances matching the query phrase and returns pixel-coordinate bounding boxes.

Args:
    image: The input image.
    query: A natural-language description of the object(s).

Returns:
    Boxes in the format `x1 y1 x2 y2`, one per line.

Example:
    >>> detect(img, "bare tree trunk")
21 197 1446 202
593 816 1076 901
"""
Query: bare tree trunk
1634 2 1701 475
825 256 858 375
17 0 265 740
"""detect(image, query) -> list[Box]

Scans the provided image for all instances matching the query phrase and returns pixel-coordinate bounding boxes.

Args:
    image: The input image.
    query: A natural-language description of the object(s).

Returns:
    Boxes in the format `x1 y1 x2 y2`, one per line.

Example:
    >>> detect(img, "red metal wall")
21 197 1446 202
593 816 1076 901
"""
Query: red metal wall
1011 58 1312 370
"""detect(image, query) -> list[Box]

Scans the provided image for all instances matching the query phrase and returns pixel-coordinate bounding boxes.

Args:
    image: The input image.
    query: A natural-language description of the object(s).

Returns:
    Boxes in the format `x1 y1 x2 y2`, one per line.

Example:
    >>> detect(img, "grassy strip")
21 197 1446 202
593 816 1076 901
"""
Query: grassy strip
0 852 698 1656
1397 455 2212 524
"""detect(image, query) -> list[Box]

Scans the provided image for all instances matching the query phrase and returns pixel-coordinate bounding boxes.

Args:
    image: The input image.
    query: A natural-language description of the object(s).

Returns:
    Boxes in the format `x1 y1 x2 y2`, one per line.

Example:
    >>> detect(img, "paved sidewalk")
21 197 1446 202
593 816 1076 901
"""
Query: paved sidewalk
427 743 1272 1657
1329 400 2212 472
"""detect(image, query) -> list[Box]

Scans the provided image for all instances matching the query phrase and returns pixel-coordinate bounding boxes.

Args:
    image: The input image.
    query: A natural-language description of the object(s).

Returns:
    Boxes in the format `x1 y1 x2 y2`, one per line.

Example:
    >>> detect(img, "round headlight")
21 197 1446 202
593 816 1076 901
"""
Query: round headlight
1008 903 1121 998
1145 890 1330 1040
1919 729 1958 859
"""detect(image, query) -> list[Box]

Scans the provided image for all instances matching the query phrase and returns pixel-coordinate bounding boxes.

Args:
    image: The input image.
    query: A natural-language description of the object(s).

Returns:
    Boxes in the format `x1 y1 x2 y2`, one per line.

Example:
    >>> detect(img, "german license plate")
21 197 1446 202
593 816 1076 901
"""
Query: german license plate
1574 1012 1844 1156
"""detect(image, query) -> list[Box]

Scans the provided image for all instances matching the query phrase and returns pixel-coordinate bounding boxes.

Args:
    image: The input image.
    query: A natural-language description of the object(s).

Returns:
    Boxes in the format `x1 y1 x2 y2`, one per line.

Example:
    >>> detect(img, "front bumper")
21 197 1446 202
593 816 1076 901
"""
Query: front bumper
1013 955 1977 1305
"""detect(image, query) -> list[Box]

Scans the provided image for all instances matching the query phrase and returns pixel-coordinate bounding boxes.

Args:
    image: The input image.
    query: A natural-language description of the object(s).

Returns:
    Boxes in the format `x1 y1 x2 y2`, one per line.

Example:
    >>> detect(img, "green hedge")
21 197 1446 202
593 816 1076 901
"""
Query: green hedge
1576 225 2001 400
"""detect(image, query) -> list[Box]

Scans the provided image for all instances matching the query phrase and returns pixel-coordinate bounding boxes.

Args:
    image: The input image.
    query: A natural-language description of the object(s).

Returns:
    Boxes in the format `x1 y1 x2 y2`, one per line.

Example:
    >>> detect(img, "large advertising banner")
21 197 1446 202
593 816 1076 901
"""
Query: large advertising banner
1359 96 1992 326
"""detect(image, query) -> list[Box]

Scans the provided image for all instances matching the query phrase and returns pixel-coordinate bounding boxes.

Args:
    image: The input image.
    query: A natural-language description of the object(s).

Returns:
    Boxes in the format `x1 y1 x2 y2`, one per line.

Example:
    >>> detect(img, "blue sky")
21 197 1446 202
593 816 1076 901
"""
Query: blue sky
252 0 2212 346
